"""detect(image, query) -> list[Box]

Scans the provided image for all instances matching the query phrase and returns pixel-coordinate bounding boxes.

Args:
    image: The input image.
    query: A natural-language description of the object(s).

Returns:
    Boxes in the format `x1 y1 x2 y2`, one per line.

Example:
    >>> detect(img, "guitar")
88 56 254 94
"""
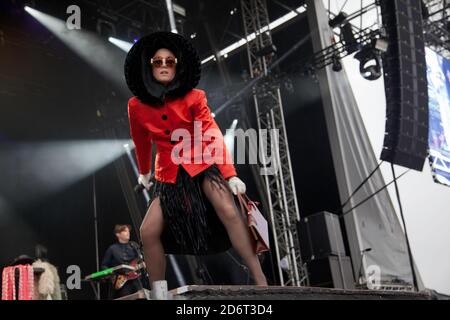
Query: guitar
113 259 146 290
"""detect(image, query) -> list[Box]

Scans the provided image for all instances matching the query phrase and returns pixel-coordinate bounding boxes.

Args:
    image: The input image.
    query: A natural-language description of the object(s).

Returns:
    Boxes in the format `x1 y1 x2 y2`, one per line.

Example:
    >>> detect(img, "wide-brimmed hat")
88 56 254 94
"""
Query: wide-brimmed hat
124 32 201 105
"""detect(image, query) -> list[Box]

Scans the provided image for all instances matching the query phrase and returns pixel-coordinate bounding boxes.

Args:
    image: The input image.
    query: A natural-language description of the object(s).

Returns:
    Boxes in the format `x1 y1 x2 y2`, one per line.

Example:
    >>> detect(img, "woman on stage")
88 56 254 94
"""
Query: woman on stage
124 32 267 287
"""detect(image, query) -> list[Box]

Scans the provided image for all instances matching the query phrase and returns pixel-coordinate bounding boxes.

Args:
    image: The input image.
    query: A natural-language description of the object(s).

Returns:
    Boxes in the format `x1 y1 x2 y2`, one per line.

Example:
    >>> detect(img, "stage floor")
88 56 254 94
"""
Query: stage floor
168 285 432 300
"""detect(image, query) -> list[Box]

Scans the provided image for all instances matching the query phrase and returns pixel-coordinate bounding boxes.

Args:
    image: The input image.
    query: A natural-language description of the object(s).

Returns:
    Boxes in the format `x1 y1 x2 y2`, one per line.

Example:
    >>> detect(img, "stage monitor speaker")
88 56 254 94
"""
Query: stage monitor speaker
298 211 346 262
379 0 429 171
307 256 355 290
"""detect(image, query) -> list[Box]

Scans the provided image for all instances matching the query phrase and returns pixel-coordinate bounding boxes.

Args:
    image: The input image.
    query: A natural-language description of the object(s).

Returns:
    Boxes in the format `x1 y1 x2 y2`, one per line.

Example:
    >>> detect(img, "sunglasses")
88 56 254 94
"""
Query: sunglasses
150 57 178 68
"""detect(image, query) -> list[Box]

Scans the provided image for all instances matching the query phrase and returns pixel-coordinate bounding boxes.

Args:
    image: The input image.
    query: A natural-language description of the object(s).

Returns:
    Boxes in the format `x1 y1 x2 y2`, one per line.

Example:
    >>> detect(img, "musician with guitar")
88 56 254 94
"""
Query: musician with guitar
101 224 146 299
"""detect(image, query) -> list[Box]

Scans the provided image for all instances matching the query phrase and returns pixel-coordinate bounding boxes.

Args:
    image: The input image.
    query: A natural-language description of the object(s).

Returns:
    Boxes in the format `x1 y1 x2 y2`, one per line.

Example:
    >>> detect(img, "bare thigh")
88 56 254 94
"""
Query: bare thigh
140 197 164 240
201 178 241 225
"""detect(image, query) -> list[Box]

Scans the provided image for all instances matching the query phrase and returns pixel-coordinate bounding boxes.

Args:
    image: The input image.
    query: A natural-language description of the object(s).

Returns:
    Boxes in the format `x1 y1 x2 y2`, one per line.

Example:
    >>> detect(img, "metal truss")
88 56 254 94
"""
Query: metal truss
312 28 382 70
310 1 383 72
79 0 169 38
241 0 309 287
422 0 450 59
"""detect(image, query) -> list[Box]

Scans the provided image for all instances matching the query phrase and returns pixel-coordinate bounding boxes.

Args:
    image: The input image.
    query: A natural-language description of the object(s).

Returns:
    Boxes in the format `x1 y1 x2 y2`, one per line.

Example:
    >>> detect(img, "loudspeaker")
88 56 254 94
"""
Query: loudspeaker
298 211 346 262
379 0 429 171
307 256 355 289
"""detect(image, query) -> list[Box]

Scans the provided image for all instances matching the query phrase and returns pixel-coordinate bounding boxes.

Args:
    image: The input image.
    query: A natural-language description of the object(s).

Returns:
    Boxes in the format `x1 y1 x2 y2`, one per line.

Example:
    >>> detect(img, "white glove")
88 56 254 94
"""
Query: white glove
138 173 153 190
228 176 246 195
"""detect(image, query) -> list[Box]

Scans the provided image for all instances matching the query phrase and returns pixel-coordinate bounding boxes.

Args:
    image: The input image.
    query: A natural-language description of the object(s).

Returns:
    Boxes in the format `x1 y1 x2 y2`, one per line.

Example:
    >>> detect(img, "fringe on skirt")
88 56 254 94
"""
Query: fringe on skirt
148 165 233 255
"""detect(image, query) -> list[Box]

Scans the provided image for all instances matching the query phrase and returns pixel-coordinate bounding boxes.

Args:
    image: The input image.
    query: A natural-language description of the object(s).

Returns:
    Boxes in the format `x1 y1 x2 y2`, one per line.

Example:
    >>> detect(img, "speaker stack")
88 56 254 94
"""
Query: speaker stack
379 0 429 171
298 211 355 289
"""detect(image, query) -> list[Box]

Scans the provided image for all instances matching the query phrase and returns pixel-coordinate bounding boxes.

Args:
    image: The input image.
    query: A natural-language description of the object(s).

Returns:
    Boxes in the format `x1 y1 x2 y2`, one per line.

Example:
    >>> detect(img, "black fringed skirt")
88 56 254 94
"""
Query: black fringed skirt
148 164 233 255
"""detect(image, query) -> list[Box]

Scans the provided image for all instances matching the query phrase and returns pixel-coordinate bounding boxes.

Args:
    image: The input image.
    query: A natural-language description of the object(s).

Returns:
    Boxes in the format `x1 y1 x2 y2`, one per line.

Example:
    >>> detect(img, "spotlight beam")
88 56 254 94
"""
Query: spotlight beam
0 140 130 205
224 119 239 157
108 37 133 52
24 6 128 93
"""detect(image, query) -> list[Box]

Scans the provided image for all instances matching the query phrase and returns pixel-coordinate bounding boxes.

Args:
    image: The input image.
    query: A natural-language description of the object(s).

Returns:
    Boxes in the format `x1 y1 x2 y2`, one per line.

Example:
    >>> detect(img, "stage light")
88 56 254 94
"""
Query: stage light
329 12 360 54
374 38 389 53
340 23 359 54
332 53 343 72
329 12 348 28
256 44 277 57
354 45 382 81
23 0 36 11
24 5 34 13
128 27 141 43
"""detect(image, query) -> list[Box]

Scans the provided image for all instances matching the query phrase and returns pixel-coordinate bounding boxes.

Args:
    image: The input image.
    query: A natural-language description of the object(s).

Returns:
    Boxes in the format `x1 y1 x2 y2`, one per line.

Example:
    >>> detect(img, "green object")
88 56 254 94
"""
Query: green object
89 268 114 279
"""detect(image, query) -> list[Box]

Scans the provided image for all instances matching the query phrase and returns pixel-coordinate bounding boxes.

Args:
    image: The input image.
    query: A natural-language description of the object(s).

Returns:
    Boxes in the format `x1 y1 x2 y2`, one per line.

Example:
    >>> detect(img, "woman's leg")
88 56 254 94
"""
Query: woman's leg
202 177 267 285
140 197 166 286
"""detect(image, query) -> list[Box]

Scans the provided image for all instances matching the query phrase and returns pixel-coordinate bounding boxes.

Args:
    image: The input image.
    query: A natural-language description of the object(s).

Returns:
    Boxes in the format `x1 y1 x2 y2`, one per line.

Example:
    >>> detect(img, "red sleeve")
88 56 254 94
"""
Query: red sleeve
128 99 152 175
192 90 237 180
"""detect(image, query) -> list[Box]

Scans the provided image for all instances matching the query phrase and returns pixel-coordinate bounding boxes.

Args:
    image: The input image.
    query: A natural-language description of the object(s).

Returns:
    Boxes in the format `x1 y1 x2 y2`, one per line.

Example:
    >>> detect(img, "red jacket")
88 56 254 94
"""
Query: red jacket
128 89 237 183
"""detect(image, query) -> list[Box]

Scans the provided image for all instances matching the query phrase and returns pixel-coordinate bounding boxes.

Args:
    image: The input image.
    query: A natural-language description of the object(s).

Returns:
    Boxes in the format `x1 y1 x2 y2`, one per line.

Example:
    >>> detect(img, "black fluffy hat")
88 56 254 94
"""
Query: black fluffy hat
124 32 201 105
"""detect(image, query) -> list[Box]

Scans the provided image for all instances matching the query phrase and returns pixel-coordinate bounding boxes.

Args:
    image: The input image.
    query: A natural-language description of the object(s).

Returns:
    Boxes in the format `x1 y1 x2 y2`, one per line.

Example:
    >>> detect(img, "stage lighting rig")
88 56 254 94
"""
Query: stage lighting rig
354 43 383 81
256 44 278 58
331 53 343 72
328 11 349 28
329 11 361 55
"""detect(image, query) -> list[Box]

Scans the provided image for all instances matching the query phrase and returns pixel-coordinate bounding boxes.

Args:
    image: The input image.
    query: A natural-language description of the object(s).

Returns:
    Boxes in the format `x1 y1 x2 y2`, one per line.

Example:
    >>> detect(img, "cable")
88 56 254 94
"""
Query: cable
390 164 419 291
342 168 410 217
339 161 383 211
339 0 349 13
